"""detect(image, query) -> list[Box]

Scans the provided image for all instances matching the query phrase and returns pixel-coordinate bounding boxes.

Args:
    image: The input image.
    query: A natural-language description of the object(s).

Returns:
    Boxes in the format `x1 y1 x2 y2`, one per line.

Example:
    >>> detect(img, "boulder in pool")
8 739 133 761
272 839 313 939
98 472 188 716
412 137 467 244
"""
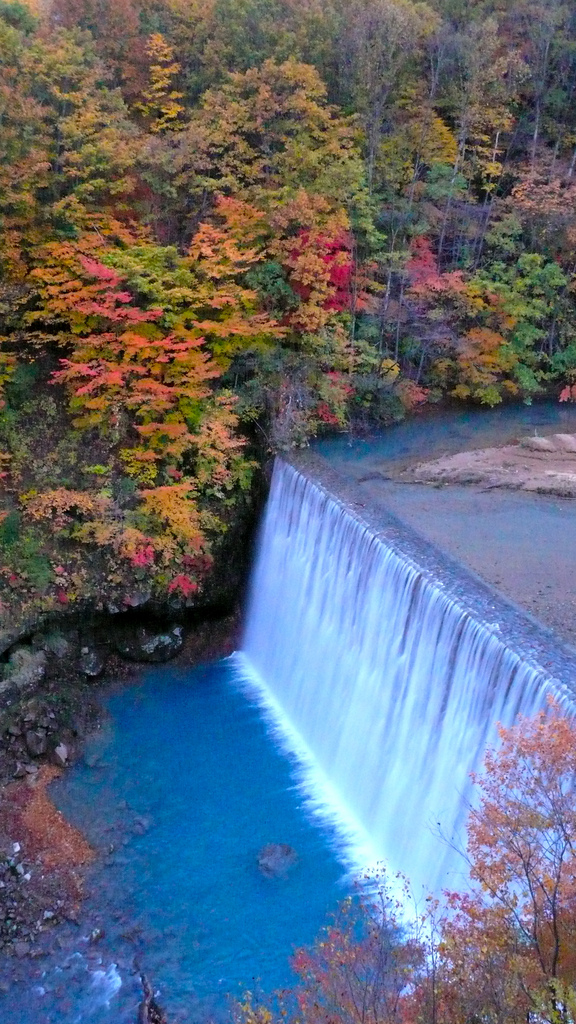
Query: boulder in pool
112 623 183 663
257 843 298 878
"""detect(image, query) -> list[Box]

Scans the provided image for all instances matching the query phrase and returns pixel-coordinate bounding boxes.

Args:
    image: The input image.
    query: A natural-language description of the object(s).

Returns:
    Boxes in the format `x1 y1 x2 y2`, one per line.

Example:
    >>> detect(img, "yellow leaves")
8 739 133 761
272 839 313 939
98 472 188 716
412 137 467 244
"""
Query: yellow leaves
379 358 400 381
0 349 16 407
424 114 459 168
139 481 206 549
119 447 158 486
23 487 112 530
234 994 274 1024
187 59 364 211
186 197 285 367
135 33 184 133
377 106 458 191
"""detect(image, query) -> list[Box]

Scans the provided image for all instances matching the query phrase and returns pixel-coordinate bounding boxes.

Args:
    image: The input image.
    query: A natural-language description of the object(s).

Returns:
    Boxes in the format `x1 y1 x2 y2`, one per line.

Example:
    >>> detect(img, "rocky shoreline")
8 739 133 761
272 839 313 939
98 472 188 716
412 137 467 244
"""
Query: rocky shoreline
0 610 239 963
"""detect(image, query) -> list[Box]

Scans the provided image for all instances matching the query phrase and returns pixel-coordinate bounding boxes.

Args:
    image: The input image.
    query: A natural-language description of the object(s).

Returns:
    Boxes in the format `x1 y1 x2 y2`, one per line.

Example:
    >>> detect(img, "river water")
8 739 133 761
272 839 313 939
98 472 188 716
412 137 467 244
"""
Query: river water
1 661 347 1023
315 399 576 471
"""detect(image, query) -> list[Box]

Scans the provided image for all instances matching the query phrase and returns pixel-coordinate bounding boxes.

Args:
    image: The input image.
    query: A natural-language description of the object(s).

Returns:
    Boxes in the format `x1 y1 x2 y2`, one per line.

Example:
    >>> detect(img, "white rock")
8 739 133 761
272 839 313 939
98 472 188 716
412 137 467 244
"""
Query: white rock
520 436 557 452
54 743 68 766
551 433 576 453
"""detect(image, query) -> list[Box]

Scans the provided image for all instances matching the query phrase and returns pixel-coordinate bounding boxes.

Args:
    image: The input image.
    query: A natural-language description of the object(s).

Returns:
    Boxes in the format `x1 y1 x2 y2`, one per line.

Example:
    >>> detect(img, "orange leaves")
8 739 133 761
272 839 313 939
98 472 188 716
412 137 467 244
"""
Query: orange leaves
437 703 576 1023
188 221 263 278
252 873 431 1024
26 233 146 340
512 169 576 221
204 190 369 338
21 476 212 592
208 196 269 247
16 229 259 597
193 392 248 492
137 421 189 439
23 488 112 531
396 380 429 410
238 706 576 1024
40 240 220 437
59 328 217 425
450 327 517 404
469 705 576 885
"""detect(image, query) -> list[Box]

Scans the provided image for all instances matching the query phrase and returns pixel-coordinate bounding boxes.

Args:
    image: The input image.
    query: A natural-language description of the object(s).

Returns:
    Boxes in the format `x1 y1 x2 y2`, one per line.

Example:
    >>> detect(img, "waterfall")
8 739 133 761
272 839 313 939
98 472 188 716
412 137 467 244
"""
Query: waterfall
239 459 574 894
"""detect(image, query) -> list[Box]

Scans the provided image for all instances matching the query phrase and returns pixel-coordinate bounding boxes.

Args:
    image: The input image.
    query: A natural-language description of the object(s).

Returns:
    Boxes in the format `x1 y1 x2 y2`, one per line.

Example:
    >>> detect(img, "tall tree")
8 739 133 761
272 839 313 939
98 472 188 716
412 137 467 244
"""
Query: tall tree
335 0 439 190
439 704 576 1024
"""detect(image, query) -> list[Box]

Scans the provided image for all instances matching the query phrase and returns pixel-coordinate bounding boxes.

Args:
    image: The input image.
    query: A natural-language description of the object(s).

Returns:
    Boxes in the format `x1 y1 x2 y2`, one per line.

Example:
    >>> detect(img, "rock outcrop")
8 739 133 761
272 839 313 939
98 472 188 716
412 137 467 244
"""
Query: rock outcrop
257 843 298 878
0 648 47 700
395 432 576 496
111 623 184 663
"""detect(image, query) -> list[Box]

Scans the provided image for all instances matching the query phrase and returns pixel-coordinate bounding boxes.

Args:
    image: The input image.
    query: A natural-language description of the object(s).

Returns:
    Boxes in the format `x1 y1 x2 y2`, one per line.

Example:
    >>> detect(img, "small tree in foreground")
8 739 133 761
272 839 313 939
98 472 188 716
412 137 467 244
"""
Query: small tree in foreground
236 872 431 1024
439 701 576 1024
235 703 576 1024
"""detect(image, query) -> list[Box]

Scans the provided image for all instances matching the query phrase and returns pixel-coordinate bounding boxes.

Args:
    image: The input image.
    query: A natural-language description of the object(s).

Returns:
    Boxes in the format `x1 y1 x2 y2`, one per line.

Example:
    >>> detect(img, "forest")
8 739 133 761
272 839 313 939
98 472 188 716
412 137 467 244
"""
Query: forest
1 0 576 614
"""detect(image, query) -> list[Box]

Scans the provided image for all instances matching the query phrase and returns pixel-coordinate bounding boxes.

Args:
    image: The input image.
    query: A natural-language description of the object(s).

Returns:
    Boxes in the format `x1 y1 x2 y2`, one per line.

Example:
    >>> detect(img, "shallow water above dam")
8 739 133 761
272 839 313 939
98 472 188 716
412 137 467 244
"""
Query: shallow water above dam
315 400 576 472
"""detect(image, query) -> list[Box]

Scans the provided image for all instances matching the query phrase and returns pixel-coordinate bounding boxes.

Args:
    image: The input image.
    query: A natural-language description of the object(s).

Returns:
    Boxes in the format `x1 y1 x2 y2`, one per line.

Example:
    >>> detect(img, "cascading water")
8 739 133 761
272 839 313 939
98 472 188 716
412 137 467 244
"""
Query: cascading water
239 458 575 894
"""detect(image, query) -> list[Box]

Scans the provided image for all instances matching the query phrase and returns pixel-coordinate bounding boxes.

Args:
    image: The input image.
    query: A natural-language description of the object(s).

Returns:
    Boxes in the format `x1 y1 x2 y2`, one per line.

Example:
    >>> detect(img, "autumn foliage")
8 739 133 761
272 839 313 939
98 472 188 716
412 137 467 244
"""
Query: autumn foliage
2 0 576 611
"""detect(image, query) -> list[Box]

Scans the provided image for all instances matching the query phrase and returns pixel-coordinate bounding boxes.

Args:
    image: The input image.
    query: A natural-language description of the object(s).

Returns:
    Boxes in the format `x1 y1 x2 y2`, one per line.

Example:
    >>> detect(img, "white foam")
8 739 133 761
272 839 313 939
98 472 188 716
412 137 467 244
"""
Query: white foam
88 963 121 1007
232 651 382 879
